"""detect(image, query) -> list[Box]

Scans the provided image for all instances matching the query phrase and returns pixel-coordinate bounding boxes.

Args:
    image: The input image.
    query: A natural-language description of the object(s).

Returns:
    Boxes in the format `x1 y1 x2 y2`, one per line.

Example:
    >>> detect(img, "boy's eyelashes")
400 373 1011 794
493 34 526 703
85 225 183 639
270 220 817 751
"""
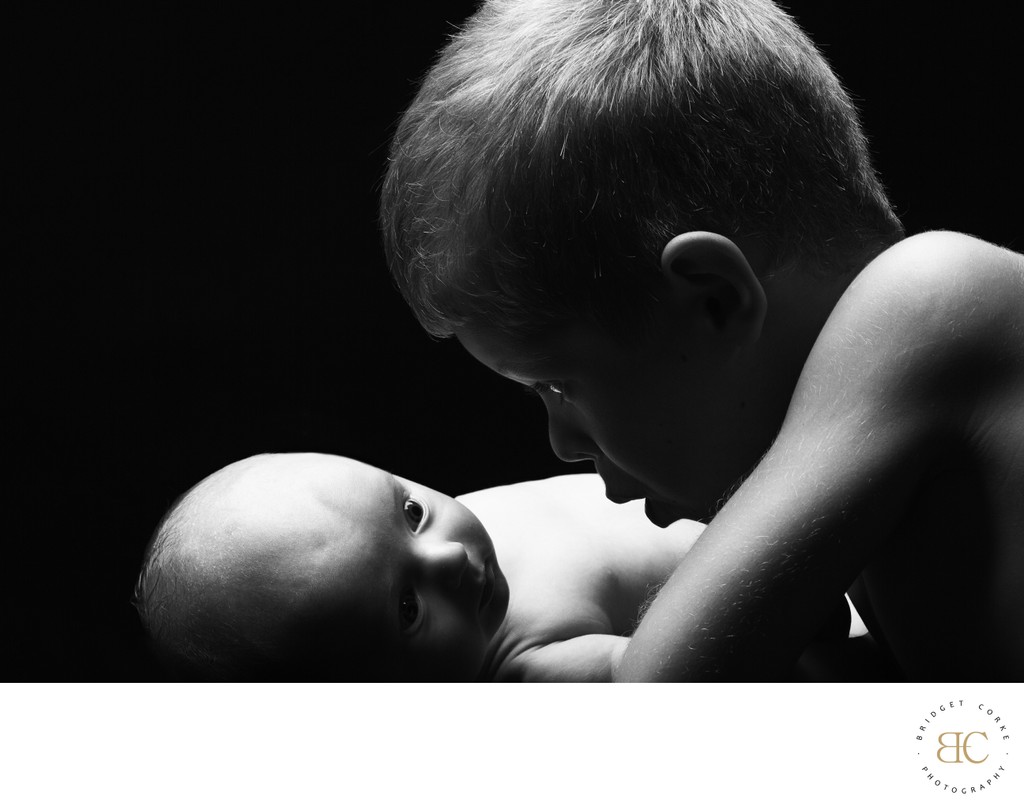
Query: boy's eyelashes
525 381 565 402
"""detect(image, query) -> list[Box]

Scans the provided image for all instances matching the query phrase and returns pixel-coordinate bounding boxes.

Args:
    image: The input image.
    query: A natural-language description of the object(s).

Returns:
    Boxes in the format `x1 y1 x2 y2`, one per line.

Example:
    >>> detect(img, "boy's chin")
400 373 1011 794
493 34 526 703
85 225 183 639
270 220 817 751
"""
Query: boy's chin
644 498 701 527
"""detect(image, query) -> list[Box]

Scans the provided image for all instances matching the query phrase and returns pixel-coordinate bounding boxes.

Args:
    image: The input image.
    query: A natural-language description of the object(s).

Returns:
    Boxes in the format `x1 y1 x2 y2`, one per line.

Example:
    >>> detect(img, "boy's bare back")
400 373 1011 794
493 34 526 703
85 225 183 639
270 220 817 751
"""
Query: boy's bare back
621 231 1024 681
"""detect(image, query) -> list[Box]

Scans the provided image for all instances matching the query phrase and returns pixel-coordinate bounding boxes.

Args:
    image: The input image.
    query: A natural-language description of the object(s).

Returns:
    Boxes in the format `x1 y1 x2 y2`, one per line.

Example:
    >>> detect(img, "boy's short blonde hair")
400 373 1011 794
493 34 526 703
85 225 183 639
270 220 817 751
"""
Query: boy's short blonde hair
381 0 904 339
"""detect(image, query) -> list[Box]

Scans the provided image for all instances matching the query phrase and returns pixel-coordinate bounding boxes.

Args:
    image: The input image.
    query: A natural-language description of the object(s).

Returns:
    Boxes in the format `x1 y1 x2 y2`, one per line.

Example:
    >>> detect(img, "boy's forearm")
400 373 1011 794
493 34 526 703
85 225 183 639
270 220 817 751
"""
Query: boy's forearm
613 439 919 681
613 560 809 682
613 503 885 682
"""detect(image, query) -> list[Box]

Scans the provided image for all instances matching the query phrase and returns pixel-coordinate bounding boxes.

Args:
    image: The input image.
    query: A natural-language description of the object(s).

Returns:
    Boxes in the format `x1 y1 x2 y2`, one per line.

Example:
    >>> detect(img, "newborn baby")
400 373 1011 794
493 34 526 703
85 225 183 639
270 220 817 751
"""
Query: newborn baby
134 453 703 681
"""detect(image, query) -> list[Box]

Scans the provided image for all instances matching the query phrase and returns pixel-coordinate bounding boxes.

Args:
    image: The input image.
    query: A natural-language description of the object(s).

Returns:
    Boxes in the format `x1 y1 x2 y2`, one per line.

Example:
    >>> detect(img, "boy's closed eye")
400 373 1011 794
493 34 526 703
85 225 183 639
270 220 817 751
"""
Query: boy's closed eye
526 381 565 402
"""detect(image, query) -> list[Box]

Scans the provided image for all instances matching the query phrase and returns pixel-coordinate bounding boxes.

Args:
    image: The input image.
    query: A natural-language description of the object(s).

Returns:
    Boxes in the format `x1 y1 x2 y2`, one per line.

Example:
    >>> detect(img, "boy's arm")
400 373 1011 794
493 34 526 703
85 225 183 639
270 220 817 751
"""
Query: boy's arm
617 232 1021 681
617 425 922 682
501 634 629 682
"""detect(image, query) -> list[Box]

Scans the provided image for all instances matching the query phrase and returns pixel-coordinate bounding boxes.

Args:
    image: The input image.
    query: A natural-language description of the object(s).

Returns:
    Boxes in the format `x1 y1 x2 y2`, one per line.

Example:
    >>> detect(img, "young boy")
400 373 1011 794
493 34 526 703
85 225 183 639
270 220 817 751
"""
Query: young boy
134 453 703 681
379 0 1024 681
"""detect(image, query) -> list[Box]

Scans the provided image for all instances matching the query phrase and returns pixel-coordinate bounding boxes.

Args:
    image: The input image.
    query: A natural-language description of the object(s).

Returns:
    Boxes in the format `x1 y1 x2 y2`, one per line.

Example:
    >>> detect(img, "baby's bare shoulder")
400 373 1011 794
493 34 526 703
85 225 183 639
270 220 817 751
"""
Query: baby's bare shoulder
457 472 603 509
459 473 698 550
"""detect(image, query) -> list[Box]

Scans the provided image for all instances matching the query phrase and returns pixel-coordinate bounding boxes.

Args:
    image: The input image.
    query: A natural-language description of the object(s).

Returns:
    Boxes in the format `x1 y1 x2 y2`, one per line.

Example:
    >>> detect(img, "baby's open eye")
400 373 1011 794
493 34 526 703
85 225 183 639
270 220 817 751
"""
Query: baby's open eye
404 498 427 531
399 588 421 632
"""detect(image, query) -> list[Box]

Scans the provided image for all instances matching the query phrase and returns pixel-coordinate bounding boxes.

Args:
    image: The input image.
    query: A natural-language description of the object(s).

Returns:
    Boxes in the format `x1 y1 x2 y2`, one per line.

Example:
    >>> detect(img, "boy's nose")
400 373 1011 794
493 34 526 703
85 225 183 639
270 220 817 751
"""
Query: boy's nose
547 410 596 463
420 539 470 588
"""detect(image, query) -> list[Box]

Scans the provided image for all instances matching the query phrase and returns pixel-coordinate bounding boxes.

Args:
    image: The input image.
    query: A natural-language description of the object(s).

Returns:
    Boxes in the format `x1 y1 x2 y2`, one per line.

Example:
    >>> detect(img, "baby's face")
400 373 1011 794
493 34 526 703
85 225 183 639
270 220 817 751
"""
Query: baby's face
204 453 510 680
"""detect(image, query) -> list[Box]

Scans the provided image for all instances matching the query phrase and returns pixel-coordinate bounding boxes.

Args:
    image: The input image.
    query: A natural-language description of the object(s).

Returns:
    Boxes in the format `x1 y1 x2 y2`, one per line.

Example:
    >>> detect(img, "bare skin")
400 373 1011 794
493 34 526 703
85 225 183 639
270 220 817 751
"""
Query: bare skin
460 474 699 681
459 231 1024 681
164 454 702 681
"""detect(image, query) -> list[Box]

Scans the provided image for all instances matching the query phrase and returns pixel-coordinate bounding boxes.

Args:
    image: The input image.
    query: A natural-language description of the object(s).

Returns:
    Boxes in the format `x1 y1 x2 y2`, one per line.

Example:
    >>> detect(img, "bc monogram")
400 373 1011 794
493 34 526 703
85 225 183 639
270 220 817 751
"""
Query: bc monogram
935 731 988 764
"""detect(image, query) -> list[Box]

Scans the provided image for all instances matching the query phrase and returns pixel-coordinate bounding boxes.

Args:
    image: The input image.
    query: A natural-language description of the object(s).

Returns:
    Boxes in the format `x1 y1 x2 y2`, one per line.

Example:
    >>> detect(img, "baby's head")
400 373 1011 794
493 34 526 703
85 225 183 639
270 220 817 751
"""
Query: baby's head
134 453 509 681
381 0 904 342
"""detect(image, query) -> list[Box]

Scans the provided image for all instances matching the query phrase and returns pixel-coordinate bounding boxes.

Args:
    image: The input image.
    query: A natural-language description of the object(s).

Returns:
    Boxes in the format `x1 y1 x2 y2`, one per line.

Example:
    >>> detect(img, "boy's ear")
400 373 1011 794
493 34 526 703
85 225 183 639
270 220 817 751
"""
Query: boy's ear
659 232 767 345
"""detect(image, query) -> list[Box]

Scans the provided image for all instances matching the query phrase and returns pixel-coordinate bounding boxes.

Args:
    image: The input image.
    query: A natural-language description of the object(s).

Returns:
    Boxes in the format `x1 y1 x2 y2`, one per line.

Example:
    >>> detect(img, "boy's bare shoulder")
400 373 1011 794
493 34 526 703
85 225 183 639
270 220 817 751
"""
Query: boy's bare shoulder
781 229 1023 496
761 227 1022 597
863 230 1022 298
803 231 1023 417
837 230 1022 344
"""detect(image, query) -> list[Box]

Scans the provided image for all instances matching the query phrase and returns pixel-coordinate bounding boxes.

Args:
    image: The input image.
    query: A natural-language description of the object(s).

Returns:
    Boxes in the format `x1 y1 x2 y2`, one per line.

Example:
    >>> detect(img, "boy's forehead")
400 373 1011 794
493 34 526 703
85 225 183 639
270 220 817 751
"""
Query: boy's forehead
455 321 618 380
456 324 575 378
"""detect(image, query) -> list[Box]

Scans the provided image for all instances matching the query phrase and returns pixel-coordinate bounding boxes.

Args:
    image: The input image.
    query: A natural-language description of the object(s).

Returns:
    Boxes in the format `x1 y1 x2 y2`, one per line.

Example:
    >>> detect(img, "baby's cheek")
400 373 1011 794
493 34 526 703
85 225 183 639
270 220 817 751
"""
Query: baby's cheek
416 601 487 681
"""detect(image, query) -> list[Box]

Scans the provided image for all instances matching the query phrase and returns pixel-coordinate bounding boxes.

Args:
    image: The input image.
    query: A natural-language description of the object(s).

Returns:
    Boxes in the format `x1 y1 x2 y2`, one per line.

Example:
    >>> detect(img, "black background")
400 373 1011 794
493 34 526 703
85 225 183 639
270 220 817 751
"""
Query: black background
11 3 1019 680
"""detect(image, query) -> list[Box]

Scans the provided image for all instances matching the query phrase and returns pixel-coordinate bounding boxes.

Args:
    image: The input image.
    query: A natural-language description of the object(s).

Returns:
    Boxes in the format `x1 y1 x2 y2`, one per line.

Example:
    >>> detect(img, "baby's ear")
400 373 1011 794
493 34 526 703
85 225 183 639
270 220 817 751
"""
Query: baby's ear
659 231 767 345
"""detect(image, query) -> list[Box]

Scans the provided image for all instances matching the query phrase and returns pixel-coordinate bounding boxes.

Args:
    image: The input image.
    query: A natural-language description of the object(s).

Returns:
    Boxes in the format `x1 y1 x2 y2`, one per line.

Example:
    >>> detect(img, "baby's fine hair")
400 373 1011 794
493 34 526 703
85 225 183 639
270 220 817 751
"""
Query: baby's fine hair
133 474 388 682
133 482 286 681
381 0 904 339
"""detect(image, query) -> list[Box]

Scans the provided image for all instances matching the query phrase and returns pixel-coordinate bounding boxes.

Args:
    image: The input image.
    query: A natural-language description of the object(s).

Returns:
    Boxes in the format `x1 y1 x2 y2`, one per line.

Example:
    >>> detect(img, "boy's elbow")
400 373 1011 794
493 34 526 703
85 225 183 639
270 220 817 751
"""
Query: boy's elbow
611 639 658 682
608 641 629 682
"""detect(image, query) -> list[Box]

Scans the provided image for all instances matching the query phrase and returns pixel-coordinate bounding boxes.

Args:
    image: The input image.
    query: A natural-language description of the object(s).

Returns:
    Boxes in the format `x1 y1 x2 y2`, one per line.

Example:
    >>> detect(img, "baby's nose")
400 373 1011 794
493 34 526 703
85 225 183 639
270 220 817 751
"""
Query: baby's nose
421 540 469 588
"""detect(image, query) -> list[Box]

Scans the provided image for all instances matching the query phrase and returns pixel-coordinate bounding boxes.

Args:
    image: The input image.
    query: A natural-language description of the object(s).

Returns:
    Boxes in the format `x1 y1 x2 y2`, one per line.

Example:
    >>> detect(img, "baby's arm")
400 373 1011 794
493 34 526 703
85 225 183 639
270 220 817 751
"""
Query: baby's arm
504 605 879 682
497 635 629 682
617 233 1023 681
